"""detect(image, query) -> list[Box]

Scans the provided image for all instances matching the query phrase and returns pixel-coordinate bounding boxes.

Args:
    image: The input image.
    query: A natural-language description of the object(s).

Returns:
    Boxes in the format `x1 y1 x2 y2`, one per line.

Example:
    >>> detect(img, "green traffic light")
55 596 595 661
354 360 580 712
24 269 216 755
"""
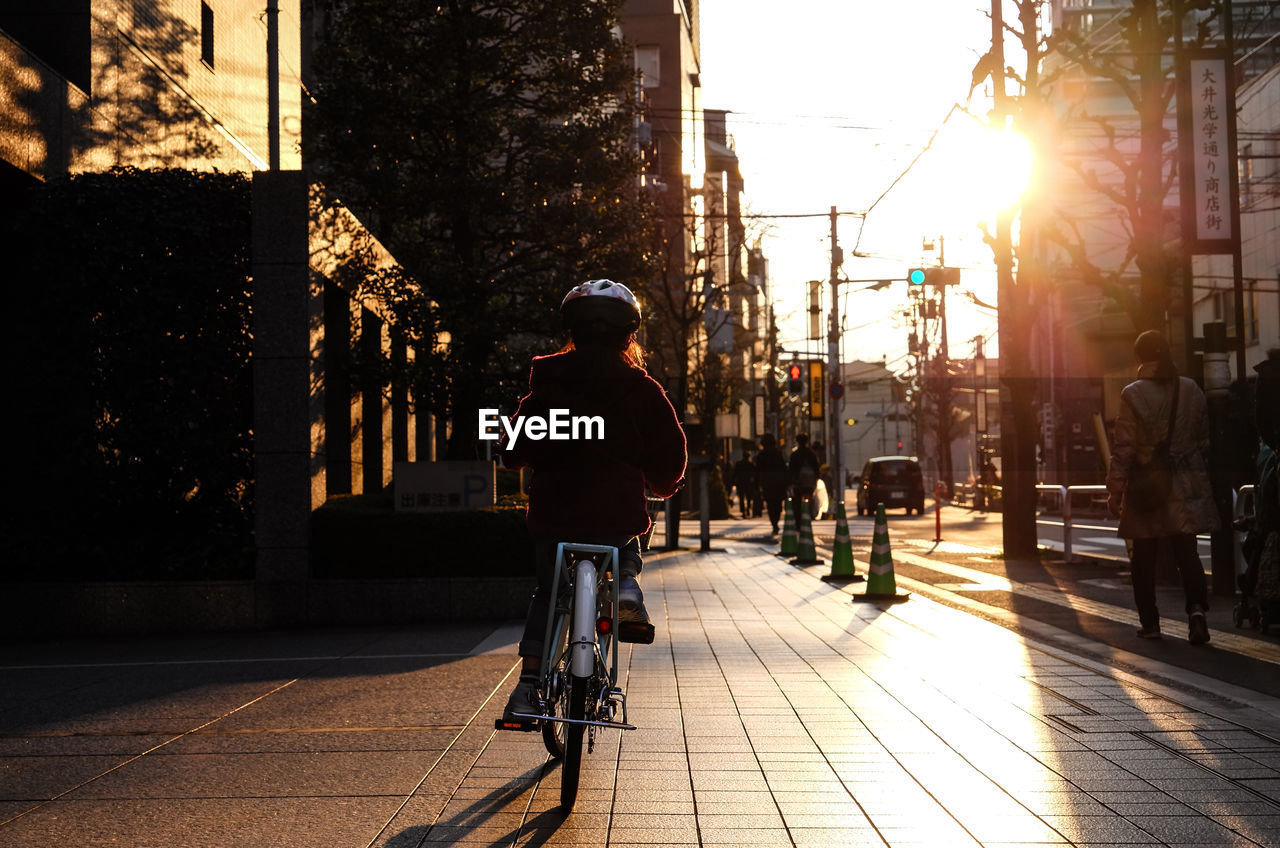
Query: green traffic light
908 268 926 285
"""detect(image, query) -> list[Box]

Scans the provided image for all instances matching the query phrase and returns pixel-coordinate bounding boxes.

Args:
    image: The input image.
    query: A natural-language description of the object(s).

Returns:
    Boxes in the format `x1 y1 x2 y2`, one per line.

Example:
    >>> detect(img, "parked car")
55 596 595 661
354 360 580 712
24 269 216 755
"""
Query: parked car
856 456 925 516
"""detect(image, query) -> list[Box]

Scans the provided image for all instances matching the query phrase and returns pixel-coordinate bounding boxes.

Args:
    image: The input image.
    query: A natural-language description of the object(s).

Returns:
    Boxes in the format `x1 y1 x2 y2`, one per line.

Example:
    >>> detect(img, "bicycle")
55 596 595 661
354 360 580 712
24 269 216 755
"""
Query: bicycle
495 541 637 809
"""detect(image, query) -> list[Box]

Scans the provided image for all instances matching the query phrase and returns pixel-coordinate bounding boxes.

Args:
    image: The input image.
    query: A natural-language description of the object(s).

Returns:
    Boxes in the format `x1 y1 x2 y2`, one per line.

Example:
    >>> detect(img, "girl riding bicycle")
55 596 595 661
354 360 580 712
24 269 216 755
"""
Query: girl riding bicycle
499 279 687 719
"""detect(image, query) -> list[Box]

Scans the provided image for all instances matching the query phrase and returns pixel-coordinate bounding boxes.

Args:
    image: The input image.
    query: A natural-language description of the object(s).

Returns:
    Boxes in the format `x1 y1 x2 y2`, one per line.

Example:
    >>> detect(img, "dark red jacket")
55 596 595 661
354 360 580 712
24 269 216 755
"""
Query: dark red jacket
501 350 687 539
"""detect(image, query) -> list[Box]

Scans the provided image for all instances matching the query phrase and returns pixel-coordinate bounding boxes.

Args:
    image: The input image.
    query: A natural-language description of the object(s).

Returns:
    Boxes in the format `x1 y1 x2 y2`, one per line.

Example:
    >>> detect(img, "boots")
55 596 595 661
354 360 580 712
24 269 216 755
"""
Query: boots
617 562 655 644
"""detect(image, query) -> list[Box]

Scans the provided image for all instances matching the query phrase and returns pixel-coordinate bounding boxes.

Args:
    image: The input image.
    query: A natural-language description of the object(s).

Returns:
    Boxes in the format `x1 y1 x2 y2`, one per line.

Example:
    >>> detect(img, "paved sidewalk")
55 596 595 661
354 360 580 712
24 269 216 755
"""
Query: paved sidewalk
2 541 1279 847
415 543 1280 847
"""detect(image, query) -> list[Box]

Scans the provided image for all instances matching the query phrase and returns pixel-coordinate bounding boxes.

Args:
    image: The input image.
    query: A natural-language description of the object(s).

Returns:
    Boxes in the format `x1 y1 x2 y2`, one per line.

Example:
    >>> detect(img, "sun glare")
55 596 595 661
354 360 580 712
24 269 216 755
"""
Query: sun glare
985 126 1036 210
918 122 1036 230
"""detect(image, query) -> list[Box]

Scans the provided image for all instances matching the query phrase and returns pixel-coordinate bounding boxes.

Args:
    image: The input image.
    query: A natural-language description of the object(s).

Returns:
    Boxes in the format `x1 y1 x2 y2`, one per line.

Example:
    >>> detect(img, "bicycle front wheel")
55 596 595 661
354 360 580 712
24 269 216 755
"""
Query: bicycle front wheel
559 674 587 810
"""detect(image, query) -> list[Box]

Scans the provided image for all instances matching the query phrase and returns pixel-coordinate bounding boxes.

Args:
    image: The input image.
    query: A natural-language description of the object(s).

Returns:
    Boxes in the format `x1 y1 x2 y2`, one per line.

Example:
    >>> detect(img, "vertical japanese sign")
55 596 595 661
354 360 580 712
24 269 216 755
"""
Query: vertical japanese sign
807 360 824 420
1177 50 1237 254
808 279 822 340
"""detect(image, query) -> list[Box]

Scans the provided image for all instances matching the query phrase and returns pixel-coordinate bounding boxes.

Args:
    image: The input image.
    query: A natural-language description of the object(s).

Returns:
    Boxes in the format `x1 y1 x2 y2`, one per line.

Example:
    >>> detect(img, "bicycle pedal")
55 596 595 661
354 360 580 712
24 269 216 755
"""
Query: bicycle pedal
617 620 655 644
494 716 540 732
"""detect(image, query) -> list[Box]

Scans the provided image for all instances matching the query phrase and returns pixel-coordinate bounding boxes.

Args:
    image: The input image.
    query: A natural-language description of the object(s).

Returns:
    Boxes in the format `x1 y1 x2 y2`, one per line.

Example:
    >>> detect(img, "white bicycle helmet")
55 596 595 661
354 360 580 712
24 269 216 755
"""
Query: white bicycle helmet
560 279 641 332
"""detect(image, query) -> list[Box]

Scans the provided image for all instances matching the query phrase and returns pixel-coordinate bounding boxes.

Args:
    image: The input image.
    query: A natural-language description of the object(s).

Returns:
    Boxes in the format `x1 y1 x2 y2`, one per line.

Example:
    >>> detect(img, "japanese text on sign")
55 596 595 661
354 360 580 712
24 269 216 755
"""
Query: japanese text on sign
394 461 495 512
1189 57 1233 244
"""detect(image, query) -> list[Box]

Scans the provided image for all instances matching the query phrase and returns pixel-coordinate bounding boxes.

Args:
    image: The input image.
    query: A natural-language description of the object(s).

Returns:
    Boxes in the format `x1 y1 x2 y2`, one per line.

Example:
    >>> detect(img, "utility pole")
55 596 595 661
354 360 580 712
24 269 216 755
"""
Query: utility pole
934 237 954 495
266 0 280 171
937 237 949 361
828 207 844 513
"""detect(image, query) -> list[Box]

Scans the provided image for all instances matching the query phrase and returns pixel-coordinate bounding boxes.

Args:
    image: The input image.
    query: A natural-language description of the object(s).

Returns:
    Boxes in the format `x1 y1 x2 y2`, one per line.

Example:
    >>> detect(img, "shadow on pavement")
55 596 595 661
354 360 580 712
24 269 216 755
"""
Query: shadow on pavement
382 764 567 848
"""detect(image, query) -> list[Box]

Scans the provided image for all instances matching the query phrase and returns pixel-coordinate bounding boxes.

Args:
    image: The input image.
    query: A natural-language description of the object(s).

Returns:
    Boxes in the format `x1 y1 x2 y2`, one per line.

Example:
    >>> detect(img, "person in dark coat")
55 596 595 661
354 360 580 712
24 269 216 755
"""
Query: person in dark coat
1107 330 1218 643
789 433 822 528
757 434 788 534
732 447 760 519
500 279 687 718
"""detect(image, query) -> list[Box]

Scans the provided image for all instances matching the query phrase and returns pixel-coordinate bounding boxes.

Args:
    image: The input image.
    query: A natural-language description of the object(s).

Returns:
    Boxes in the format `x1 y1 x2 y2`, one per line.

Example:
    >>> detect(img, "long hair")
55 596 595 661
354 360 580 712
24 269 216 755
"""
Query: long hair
1134 330 1178 380
558 327 646 371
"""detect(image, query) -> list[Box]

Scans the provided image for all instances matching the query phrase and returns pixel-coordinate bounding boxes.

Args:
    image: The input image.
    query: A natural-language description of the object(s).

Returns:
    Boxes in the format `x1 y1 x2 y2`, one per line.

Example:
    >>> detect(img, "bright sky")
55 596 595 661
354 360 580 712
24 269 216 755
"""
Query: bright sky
698 0 1018 371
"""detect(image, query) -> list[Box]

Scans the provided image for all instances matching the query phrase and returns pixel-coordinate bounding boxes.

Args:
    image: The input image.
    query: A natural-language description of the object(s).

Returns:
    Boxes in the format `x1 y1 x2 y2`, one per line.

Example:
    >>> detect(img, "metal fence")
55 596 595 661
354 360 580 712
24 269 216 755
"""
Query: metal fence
1029 483 1256 568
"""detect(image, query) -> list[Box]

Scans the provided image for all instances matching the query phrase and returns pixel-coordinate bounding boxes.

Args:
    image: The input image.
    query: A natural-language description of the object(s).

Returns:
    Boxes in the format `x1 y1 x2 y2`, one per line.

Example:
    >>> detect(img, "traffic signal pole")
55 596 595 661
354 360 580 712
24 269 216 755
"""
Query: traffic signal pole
828 207 844 516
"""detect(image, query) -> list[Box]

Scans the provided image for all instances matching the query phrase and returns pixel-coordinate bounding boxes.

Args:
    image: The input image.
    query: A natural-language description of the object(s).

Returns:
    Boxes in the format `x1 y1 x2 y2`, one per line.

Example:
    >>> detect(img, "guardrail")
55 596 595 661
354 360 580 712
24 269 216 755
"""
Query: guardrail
1032 483 1257 569
1033 484 1105 563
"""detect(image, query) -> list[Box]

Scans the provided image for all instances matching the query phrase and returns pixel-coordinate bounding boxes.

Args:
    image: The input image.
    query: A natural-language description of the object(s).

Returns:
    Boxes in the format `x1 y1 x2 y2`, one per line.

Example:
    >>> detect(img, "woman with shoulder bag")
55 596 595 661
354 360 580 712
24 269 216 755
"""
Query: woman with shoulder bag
1106 330 1220 643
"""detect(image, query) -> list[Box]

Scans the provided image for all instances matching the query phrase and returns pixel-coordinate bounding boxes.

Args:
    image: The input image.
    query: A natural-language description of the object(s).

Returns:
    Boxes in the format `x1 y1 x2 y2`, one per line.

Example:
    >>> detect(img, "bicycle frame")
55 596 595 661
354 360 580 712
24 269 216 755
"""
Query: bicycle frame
545 543 616 681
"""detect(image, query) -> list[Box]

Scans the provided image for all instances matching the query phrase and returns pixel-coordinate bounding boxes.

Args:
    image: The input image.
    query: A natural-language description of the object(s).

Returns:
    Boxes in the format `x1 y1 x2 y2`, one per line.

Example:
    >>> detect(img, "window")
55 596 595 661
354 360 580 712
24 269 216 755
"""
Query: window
201 2 214 69
635 45 659 88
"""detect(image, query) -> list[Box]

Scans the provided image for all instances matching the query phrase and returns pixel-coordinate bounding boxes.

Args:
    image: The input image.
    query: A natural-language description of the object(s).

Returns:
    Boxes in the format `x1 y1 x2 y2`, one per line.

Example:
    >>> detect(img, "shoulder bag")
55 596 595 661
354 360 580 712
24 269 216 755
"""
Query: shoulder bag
1125 378 1180 512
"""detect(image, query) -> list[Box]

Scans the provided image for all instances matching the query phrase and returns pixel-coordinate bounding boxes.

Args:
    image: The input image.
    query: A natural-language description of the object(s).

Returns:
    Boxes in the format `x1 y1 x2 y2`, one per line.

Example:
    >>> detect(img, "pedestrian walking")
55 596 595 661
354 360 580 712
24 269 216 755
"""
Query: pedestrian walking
757 434 788 534
789 433 822 528
732 447 761 520
1106 330 1219 643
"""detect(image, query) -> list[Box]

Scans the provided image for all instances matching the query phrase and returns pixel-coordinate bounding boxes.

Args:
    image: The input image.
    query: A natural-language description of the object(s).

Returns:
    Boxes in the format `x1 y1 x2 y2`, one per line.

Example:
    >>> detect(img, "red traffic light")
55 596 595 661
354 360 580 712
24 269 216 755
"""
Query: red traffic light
787 363 802 380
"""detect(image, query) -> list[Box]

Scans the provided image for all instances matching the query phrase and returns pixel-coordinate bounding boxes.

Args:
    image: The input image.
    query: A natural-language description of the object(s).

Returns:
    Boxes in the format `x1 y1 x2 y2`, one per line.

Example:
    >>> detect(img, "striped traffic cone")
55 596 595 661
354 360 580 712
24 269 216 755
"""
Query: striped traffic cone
853 502 908 602
790 499 824 566
822 501 862 583
778 497 798 557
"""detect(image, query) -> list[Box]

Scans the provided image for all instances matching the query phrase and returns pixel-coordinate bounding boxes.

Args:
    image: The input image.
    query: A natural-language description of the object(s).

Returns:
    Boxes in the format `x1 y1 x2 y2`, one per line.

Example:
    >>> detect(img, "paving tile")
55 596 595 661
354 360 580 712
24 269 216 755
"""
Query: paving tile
0 755 126 801
1124 814 1244 842
6 547 1280 847
609 798 695 815
962 814 1070 842
697 827 792 845
781 812 874 829
3 797 410 847
605 824 699 843
1036 814 1162 843
787 829 885 848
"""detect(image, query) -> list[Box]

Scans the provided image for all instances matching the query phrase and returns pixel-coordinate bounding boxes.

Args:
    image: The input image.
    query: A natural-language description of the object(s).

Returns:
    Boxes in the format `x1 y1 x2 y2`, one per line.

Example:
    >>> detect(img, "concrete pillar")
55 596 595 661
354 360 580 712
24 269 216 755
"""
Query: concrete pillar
392 335 415 463
349 300 365 494
323 280 351 495
252 170 324 625
359 307 391 495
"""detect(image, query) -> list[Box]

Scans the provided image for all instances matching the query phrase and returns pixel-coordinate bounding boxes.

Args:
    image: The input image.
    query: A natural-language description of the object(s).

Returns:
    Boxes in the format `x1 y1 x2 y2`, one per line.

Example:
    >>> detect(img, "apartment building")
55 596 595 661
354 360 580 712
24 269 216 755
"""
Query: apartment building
1 0 301 183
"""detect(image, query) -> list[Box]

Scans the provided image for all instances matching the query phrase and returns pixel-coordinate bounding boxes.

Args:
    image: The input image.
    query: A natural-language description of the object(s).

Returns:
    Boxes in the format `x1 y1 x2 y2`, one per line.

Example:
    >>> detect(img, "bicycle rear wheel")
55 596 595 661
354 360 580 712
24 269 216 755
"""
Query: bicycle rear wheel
559 674 587 810
541 609 571 757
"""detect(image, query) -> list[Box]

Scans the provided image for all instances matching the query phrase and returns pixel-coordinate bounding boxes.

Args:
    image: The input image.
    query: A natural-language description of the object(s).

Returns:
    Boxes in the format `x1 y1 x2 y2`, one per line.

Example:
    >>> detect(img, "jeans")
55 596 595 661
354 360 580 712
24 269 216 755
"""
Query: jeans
1130 534 1208 630
518 536 641 660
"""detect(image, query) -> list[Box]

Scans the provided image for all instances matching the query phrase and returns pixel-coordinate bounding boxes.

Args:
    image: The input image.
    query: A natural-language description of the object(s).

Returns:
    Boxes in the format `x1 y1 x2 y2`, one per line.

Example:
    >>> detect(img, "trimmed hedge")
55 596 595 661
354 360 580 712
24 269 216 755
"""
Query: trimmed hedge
3 168 254 581
311 495 535 578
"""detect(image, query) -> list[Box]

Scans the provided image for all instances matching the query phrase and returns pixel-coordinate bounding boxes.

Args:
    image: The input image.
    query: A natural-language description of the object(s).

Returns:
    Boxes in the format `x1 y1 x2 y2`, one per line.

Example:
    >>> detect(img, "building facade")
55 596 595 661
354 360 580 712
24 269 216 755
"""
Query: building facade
1 0 302 180
1 1 415 601
1028 0 1280 485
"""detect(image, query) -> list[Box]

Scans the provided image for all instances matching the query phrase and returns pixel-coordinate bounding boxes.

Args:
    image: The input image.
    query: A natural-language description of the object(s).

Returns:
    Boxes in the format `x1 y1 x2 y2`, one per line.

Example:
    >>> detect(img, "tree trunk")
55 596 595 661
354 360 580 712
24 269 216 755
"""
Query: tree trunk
1134 0 1170 330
